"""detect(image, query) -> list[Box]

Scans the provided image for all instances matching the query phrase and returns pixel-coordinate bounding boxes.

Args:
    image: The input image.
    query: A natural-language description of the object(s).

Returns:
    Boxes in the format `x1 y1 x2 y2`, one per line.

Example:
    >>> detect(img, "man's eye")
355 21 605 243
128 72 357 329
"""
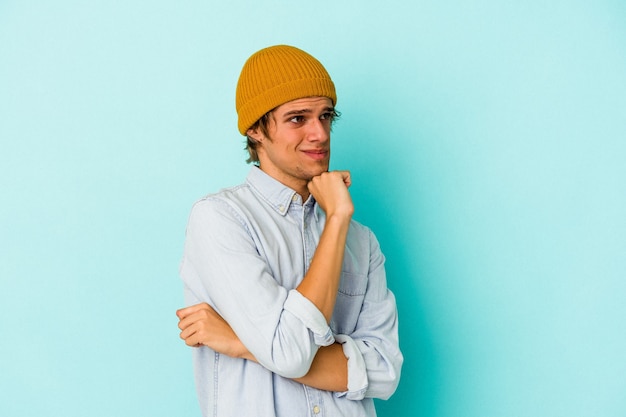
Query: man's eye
289 116 305 123
320 112 334 121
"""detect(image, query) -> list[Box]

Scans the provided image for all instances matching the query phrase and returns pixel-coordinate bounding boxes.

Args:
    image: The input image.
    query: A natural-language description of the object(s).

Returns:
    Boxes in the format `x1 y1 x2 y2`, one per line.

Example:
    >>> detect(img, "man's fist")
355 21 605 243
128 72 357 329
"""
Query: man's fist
307 171 354 218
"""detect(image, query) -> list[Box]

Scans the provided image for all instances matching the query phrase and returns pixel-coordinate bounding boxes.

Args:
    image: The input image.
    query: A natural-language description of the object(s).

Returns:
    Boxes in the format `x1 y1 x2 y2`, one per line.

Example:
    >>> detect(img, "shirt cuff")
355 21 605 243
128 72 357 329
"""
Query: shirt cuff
334 334 368 400
283 289 335 346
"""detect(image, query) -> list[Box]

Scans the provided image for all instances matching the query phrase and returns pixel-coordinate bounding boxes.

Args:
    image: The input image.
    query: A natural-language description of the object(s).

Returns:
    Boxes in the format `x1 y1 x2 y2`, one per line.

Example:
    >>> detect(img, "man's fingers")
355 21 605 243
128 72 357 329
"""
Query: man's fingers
176 303 202 319
180 321 209 347
339 171 351 187
308 170 351 190
178 314 195 330
177 305 214 330
180 322 200 344
179 324 194 341
180 333 200 347
176 302 211 319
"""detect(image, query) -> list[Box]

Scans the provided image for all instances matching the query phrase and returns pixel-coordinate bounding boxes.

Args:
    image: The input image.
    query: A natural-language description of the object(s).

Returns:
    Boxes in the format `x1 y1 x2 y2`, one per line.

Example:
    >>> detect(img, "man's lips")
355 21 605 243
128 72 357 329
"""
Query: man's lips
301 149 329 160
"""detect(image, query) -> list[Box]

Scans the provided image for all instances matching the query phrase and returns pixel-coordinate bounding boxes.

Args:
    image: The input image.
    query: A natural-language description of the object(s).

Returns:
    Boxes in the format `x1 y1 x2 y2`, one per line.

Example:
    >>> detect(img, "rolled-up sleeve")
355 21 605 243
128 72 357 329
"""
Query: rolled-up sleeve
334 334 368 400
284 289 335 347
180 197 333 379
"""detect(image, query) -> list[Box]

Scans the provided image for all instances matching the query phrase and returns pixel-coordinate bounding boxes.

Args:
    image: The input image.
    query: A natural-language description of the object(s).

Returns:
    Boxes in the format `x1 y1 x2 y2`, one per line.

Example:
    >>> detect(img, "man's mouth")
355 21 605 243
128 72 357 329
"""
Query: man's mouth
302 149 329 160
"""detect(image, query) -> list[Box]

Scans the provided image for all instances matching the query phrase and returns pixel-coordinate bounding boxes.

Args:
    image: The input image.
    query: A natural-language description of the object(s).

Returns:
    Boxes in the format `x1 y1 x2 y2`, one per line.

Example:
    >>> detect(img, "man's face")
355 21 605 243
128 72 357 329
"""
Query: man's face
250 96 336 193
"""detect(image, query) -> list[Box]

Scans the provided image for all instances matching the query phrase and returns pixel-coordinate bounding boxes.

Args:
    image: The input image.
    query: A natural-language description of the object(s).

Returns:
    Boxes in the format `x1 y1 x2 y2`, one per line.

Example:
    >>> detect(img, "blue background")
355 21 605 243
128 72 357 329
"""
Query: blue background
1 1 625 416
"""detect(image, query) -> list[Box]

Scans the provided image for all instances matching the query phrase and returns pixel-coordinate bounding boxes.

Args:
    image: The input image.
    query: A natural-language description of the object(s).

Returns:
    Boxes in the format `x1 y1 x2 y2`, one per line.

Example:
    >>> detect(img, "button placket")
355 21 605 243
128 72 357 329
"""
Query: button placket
302 204 316 272
304 385 323 417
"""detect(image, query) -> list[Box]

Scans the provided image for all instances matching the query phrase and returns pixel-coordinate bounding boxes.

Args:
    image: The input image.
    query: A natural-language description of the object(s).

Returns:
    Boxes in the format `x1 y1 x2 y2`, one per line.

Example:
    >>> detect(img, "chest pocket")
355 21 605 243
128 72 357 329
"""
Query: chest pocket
330 271 368 335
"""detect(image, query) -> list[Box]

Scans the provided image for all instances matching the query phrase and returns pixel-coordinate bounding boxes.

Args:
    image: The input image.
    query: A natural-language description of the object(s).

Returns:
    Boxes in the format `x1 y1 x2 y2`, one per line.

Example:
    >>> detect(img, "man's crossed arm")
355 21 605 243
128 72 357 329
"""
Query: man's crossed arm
176 302 349 392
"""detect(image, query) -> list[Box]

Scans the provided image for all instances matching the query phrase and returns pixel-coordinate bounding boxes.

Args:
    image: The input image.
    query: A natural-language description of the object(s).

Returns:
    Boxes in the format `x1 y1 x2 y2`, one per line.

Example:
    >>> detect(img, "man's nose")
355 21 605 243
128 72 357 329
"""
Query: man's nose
306 119 329 142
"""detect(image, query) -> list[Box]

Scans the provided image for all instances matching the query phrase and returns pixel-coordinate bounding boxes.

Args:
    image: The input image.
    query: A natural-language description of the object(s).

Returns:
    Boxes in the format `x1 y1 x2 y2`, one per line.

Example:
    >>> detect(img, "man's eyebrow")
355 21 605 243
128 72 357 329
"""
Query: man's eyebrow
280 107 335 117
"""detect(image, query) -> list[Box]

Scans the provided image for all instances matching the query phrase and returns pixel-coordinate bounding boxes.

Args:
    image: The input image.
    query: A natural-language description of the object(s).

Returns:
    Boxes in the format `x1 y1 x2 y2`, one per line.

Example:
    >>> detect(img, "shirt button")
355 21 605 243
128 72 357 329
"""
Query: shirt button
313 405 320 414
292 194 298 202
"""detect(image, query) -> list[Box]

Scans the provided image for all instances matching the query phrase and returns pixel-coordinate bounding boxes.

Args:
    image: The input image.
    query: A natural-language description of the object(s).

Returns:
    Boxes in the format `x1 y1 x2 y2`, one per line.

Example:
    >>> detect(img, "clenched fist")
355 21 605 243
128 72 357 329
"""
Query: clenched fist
307 171 354 219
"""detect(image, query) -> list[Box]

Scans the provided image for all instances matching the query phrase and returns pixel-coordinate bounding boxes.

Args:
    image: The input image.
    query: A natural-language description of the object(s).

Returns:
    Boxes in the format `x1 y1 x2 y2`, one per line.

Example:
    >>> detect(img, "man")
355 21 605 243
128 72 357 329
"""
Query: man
176 45 402 417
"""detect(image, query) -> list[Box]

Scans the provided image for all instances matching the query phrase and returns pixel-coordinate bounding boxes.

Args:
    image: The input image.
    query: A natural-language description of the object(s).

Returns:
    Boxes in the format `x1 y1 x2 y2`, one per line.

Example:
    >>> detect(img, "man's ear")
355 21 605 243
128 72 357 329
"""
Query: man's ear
247 127 263 142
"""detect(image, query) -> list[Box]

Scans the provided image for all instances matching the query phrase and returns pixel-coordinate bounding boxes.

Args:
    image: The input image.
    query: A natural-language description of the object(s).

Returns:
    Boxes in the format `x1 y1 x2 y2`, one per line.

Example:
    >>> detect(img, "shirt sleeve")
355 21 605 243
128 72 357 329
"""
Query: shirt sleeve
334 228 404 401
180 197 334 379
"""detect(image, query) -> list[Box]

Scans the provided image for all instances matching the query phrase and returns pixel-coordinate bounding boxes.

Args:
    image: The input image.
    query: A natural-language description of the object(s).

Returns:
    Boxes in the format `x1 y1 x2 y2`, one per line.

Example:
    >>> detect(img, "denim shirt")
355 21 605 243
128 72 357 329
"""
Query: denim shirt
180 166 403 417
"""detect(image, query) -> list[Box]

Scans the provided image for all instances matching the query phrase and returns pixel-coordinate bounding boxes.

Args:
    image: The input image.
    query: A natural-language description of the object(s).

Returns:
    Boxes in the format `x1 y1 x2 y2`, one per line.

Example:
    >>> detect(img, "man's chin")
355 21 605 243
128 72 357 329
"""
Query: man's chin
310 166 330 178
298 160 330 180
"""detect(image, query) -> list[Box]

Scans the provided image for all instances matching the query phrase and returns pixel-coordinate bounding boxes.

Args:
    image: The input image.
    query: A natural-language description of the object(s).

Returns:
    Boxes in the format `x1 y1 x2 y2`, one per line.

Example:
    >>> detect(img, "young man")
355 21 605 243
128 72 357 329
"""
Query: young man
176 45 402 417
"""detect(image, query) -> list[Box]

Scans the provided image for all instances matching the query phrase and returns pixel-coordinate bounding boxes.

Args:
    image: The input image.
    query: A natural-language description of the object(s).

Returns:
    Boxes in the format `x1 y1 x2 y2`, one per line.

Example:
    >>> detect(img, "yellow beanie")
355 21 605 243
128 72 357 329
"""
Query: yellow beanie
236 45 337 135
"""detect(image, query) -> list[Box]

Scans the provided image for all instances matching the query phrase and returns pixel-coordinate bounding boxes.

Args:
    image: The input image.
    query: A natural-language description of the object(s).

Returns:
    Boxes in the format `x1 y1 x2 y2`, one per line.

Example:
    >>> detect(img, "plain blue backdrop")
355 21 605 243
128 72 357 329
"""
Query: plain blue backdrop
1 1 625 416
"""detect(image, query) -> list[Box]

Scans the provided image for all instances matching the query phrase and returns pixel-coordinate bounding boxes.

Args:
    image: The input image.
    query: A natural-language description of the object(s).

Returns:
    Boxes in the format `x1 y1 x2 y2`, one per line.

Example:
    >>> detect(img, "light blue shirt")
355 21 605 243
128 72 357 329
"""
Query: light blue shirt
180 166 402 417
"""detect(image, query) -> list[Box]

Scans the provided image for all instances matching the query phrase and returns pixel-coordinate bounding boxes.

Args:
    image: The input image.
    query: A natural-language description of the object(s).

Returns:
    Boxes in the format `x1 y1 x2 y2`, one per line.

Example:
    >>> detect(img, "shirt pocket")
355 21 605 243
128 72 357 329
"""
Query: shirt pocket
330 271 368 335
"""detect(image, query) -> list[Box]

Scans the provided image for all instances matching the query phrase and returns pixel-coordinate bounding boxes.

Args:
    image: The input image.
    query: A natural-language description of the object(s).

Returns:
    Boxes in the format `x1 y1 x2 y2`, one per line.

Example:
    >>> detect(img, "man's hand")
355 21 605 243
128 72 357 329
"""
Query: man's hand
307 171 354 219
176 303 255 361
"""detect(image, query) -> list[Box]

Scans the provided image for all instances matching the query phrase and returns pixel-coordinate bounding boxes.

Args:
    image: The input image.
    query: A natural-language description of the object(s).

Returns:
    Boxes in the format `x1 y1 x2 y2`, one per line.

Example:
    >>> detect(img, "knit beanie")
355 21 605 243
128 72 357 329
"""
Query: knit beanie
236 45 337 135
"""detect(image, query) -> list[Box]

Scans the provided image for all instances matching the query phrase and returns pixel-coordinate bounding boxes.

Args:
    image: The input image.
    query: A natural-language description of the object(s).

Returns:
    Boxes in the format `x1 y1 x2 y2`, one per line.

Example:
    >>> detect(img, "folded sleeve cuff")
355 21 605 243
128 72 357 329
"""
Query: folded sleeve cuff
283 289 335 346
334 334 369 400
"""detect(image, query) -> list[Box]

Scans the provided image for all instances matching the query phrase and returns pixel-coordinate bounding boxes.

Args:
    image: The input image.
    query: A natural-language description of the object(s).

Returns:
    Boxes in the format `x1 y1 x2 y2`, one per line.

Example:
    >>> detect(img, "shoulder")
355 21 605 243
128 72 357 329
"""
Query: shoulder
186 183 260 231
191 183 255 214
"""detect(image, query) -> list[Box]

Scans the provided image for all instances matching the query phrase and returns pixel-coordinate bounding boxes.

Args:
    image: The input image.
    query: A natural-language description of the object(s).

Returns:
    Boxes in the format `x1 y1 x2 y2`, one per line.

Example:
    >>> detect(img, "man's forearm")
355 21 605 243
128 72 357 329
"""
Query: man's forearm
296 213 351 322
292 343 348 392
236 341 348 392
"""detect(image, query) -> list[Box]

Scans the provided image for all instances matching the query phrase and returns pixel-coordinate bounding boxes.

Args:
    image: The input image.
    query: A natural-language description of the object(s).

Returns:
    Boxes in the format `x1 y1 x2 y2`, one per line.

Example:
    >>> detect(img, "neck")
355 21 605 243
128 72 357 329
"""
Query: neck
299 189 311 202
257 164 311 201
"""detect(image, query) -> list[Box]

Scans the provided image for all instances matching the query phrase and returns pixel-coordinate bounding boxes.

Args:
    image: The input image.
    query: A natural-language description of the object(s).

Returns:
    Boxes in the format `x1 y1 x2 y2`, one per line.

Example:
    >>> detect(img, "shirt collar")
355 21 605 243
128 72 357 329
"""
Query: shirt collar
246 166 303 216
